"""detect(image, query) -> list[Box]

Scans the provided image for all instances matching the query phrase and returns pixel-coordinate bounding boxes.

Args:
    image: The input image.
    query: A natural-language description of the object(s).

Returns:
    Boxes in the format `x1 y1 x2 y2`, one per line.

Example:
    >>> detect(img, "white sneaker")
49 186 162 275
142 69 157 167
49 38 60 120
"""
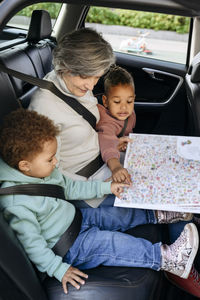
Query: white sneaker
157 211 193 224
161 223 199 278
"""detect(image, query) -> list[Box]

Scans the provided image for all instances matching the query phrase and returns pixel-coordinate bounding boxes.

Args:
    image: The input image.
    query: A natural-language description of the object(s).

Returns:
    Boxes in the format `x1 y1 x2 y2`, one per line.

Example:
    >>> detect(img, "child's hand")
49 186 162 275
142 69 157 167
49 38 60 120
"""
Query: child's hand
111 182 130 198
117 136 132 152
112 166 132 184
62 266 88 294
104 176 112 182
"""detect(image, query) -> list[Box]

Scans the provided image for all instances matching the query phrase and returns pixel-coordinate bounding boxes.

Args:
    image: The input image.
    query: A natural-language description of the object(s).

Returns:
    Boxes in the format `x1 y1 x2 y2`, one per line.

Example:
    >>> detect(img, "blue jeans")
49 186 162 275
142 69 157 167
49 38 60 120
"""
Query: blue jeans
63 206 161 271
168 221 189 243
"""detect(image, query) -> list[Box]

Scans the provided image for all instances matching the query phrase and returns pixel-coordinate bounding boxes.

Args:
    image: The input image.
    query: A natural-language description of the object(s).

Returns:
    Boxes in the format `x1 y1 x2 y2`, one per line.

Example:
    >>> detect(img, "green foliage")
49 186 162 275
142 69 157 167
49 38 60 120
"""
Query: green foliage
17 3 62 19
17 4 190 34
86 7 121 25
86 7 190 34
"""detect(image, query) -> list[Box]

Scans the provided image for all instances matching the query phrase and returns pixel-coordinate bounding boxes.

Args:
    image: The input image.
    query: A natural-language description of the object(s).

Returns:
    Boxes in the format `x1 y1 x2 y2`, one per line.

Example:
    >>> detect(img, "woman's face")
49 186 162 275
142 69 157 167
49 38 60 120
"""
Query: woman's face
62 72 104 97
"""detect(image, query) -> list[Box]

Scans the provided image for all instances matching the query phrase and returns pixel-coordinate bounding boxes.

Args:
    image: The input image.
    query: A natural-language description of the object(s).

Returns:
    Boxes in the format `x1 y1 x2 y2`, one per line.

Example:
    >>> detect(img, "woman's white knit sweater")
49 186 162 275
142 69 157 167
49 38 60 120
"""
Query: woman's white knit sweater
29 70 100 177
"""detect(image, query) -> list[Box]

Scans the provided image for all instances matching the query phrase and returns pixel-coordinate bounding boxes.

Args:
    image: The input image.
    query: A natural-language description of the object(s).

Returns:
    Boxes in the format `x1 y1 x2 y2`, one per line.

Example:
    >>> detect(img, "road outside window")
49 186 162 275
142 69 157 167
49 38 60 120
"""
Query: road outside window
86 7 190 65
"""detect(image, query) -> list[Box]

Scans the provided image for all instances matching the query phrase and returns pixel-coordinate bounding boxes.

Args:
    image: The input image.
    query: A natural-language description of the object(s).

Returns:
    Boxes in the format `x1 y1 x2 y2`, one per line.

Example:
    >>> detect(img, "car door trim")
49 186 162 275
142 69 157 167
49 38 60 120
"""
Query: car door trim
136 68 184 107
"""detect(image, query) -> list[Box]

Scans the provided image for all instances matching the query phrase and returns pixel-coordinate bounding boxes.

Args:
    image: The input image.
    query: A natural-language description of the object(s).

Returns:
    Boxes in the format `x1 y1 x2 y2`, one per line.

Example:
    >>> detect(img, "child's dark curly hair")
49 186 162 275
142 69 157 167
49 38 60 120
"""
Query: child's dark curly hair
104 65 135 96
0 109 60 169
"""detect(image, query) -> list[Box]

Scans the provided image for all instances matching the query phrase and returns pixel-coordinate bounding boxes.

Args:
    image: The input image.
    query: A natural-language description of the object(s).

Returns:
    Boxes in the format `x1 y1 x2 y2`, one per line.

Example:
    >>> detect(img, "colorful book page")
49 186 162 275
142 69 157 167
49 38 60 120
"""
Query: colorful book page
114 134 200 213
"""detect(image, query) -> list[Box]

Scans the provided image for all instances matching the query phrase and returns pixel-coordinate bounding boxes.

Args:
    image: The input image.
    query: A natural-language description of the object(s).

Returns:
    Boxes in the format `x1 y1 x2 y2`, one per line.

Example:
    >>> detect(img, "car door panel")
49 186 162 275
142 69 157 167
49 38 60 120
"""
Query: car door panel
114 52 189 135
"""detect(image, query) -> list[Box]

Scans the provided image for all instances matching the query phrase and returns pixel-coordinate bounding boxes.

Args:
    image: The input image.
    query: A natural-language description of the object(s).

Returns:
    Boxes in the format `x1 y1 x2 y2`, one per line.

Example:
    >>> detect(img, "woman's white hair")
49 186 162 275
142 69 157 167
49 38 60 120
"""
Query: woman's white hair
53 28 115 77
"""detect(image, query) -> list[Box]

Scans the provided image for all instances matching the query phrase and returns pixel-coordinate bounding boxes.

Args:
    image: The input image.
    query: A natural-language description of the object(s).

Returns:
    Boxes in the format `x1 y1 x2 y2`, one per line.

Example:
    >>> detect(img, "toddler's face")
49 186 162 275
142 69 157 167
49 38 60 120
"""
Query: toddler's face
103 84 135 121
21 138 58 178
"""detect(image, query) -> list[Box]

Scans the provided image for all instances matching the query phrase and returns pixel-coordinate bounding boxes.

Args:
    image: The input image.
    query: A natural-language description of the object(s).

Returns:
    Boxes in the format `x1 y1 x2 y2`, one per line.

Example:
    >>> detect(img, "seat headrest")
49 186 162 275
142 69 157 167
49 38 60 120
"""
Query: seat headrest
27 10 52 42
189 52 200 83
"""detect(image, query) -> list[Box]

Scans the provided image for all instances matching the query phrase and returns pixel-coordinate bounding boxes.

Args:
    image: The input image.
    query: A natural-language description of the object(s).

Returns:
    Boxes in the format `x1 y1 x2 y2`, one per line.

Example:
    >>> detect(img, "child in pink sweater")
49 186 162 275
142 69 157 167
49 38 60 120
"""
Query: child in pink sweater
96 66 136 184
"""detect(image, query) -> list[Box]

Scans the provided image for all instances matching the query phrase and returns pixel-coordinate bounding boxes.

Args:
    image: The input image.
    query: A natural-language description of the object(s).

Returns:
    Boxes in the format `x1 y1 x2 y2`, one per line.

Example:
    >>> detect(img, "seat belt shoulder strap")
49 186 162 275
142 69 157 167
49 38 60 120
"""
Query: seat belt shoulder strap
0 183 66 200
117 118 129 138
0 64 96 129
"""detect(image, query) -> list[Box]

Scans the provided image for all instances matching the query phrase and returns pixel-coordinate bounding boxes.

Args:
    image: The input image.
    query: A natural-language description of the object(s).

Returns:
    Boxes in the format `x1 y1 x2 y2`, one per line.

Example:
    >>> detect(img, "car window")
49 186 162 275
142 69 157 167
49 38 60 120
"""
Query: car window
7 2 62 30
85 7 190 65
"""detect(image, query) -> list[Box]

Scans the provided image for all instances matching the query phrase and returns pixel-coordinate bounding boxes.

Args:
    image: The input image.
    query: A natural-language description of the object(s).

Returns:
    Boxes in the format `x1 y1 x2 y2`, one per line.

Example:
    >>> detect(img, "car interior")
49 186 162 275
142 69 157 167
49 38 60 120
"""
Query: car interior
0 0 200 299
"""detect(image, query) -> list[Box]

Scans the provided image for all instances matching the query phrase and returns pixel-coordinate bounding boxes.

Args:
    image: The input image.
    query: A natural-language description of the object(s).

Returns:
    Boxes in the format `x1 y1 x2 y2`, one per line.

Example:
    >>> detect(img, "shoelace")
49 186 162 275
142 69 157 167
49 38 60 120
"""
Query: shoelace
167 227 191 270
162 225 193 274
170 227 187 254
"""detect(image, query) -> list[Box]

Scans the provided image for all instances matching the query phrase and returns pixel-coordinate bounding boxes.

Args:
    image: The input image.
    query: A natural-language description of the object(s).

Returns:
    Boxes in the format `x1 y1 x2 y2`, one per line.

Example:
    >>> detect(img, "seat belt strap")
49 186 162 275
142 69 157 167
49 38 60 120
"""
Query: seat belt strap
117 118 129 138
0 183 82 257
52 208 82 257
76 154 104 177
0 183 66 199
0 64 96 129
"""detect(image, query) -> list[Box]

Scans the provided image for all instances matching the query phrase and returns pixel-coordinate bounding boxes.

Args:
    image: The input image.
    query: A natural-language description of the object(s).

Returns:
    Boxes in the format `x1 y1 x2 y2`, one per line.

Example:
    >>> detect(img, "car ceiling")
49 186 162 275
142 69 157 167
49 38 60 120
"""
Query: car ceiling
173 0 200 12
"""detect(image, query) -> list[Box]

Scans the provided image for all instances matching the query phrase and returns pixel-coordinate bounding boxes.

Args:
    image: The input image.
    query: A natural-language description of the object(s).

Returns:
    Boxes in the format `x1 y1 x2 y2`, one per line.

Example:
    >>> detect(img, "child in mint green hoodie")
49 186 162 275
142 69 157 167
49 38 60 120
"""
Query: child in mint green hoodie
0 109 197 294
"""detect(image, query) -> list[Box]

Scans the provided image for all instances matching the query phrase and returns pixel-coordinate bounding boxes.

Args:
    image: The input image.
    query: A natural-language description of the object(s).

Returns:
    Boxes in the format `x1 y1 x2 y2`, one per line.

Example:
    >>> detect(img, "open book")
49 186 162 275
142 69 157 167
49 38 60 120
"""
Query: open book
114 133 200 213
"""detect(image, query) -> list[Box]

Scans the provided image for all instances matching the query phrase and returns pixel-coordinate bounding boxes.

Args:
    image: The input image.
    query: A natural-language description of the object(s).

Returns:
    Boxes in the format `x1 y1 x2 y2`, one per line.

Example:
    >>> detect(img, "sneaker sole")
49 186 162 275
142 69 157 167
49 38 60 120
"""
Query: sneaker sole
181 223 199 279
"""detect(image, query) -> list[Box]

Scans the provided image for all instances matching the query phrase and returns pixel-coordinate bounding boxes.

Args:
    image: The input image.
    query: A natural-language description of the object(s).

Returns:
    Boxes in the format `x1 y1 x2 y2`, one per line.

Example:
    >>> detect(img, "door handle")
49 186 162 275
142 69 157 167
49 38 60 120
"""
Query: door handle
143 69 164 81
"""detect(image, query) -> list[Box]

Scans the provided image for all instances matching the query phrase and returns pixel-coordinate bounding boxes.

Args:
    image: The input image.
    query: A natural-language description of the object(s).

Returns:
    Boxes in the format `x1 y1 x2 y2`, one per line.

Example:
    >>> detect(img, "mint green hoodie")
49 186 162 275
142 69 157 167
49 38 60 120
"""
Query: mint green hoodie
0 158 111 282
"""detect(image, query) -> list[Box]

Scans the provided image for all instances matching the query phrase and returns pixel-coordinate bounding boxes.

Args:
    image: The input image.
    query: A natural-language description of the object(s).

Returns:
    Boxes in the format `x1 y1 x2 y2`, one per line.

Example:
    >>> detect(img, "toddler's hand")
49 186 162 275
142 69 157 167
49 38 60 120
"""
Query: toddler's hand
104 176 112 182
112 166 132 184
111 182 130 198
62 266 88 294
117 136 132 152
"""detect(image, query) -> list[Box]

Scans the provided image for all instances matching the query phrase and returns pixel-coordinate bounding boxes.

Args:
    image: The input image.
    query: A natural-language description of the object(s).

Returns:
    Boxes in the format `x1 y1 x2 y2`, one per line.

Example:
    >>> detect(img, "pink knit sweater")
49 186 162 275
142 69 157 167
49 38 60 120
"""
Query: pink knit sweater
96 104 136 163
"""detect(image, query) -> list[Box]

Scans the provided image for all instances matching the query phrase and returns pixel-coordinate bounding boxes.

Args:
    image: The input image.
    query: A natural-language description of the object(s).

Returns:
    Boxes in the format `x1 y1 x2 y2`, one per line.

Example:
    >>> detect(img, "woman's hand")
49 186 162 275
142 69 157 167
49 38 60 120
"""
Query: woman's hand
111 181 130 198
117 136 132 152
62 266 88 294
112 166 132 184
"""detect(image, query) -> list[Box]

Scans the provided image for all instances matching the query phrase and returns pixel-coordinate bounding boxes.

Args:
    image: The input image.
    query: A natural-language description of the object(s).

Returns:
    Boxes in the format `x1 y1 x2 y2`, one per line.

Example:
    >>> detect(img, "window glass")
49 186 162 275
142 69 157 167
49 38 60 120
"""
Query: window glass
86 7 190 64
7 3 62 30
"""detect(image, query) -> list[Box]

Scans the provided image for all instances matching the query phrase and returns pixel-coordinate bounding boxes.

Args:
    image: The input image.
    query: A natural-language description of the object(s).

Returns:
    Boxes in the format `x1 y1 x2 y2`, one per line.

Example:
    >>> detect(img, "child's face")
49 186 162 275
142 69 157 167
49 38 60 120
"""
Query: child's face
103 84 135 121
19 138 58 178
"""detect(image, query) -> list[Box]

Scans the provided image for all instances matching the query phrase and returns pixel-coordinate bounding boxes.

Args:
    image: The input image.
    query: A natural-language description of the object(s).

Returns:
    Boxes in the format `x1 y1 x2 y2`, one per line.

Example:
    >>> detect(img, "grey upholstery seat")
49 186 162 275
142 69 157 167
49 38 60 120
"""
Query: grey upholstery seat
26 9 55 78
0 9 55 108
185 51 200 136
27 9 52 43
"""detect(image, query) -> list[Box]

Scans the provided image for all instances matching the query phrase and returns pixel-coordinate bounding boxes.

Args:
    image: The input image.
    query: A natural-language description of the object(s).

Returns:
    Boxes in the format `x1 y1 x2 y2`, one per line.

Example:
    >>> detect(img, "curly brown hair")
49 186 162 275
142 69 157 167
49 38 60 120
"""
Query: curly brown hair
0 109 60 169
104 65 135 96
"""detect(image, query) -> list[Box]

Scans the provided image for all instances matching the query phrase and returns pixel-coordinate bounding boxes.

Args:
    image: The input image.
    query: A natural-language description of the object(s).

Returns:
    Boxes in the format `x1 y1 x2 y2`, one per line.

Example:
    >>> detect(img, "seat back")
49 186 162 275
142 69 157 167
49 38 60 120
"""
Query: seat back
0 9 55 110
0 71 20 125
185 52 200 136
26 9 55 78
0 212 48 300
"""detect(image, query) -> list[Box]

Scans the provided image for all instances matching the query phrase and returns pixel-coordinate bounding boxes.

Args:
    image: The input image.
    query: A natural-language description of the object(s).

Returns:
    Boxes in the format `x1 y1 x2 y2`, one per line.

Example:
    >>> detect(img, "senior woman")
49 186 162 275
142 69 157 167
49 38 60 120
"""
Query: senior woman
28 27 124 207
